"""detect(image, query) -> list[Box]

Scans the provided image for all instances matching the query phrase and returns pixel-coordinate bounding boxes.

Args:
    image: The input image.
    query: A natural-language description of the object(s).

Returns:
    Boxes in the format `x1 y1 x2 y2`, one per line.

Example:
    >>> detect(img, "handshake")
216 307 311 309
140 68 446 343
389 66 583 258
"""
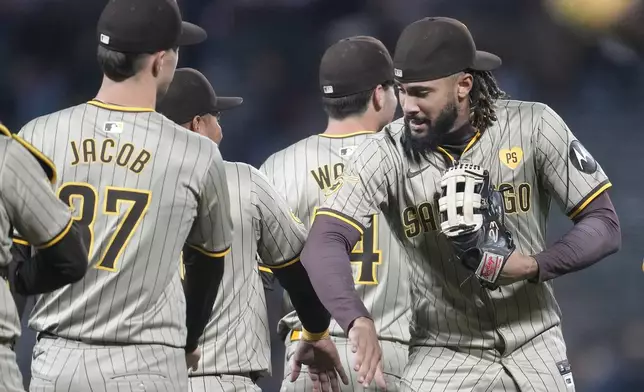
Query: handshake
289 317 388 392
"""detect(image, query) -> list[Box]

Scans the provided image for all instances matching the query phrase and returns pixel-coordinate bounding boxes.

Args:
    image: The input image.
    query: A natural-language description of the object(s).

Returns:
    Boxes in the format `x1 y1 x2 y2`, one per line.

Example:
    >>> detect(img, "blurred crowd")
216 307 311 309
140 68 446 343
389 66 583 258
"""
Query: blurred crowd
1 0 643 391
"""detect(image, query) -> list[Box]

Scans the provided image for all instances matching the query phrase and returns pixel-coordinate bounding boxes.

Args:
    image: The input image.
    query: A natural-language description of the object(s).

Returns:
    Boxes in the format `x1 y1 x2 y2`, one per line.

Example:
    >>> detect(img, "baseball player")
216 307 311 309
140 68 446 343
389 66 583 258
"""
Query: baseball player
0 123 88 392
298 17 621 392
158 68 349 392
11 1 235 391
260 36 411 392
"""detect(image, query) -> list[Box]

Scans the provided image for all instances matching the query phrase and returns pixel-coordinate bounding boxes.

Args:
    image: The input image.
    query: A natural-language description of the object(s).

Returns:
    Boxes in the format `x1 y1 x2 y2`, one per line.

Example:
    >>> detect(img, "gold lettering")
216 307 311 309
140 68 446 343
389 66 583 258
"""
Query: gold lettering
70 141 80 166
101 139 115 163
130 150 151 174
82 139 96 163
116 143 134 167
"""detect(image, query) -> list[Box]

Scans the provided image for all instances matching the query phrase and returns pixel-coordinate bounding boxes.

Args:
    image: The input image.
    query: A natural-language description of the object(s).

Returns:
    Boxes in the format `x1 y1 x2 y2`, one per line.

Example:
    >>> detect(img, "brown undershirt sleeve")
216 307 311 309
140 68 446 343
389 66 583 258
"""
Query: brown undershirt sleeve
300 215 371 334
532 192 621 282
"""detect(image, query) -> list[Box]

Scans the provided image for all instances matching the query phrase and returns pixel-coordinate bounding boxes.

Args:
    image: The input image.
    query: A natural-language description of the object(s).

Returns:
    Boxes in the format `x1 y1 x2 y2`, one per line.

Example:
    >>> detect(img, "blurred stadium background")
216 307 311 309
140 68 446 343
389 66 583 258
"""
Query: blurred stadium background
2 0 643 391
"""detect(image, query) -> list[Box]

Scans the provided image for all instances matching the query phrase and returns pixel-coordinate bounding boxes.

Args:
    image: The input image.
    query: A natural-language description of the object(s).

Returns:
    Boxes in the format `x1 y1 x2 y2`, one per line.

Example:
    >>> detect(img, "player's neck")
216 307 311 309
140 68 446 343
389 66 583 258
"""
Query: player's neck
94 76 157 110
323 116 378 136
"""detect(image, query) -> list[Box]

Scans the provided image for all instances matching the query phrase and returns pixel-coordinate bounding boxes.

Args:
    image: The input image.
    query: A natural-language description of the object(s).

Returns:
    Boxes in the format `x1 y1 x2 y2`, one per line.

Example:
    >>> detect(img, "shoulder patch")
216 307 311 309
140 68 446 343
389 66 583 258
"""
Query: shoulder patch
569 140 597 174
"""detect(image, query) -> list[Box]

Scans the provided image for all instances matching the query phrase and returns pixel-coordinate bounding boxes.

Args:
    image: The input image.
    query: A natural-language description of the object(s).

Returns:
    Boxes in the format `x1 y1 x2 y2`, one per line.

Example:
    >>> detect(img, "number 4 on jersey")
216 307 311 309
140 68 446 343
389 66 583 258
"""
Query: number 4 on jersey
350 214 382 285
58 182 150 272
313 208 382 285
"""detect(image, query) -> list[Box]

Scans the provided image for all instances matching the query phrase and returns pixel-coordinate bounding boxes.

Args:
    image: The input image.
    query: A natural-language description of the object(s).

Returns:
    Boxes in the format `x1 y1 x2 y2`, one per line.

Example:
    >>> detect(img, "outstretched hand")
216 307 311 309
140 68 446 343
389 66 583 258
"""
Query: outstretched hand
290 333 349 392
348 317 387 389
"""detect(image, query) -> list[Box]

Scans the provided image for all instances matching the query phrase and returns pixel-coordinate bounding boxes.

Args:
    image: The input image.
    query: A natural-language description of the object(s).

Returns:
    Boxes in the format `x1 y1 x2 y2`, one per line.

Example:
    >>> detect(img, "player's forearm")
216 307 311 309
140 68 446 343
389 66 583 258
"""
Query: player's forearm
272 262 331 334
532 192 620 282
182 246 225 353
11 222 89 295
300 215 371 334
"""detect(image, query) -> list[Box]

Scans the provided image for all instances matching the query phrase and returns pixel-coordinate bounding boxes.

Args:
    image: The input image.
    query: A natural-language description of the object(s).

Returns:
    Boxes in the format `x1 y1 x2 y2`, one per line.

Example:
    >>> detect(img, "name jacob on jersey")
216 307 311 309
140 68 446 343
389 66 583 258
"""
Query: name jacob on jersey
70 138 152 174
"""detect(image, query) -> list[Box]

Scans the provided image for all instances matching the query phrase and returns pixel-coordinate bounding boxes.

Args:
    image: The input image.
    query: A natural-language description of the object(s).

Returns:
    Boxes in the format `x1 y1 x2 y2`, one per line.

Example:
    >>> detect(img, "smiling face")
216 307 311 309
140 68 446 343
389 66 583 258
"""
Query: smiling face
397 73 473 154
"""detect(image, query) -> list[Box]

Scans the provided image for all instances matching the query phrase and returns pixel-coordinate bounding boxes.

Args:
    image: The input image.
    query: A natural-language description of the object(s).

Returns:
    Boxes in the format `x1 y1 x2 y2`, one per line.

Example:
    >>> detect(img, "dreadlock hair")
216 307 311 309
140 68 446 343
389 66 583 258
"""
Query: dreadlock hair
467 70 507 132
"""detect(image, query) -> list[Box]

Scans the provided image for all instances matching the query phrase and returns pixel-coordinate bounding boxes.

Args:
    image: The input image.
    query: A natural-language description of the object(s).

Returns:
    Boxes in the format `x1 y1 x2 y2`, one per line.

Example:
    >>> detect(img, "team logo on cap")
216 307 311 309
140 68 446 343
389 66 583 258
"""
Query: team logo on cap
323 85 334 94
394 68 403 77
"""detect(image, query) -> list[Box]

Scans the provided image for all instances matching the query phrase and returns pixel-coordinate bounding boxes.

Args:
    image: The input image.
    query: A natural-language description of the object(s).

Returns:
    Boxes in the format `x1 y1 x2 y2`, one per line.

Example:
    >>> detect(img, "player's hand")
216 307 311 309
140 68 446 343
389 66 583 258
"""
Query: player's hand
185 347 201 372
290 333 349 392
348 317 387 389
496 252 539 285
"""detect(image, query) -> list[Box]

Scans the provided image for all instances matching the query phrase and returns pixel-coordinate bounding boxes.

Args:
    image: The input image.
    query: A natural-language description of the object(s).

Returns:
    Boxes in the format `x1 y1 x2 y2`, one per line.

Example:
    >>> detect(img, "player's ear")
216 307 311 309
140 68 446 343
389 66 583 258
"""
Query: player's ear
190 116 201 133
372 85 385 112
456 72 473 100
151 51 165 78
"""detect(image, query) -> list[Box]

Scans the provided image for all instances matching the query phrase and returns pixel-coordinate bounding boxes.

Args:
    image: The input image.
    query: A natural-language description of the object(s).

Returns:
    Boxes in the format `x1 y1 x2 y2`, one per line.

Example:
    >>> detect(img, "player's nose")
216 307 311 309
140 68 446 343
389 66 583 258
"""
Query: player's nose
401 96 420 116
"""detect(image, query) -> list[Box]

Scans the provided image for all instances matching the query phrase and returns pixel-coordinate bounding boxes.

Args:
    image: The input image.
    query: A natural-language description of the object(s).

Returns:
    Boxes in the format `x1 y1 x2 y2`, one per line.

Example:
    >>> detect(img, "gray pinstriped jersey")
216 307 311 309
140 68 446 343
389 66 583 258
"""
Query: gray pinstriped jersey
0 131 72 342
322 100 610 352
261 132 411 344
18 101 233 346
192 162 306 376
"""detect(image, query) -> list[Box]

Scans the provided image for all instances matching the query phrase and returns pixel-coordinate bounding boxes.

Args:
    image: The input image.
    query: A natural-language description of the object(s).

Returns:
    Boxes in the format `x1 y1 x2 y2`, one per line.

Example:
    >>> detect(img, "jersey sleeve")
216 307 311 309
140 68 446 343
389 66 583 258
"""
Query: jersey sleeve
1 139 72 247
186 145 234 257
252 167 307 267
535 105 611 219
258 155 273 182
318 138 396 233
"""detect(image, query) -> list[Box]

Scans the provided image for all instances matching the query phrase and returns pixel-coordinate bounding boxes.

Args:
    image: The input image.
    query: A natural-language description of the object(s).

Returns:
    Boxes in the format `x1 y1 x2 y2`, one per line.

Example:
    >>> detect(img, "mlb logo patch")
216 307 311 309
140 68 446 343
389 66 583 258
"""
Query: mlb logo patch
104 121 123 134
323 85 334 94
100 34 110 45
394 68 403 77
339 146 356 158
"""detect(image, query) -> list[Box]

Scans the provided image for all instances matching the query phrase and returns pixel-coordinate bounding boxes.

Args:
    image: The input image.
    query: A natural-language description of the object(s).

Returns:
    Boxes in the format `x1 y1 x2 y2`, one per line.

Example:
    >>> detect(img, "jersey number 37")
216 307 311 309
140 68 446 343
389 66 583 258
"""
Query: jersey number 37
58 182 150 272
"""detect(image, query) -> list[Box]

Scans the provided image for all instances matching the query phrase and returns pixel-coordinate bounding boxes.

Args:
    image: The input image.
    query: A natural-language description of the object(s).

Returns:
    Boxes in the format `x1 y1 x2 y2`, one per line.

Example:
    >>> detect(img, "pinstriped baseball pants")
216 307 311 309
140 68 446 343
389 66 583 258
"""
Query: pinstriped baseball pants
400 328 575 392
28 337 188 392
281 335 408 392
189 375 262 392
0 343 25 392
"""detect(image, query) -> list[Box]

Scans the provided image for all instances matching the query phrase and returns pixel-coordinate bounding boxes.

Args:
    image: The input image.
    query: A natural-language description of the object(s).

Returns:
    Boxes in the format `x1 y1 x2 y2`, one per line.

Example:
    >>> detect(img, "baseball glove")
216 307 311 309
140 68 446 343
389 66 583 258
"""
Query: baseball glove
437 164 515 290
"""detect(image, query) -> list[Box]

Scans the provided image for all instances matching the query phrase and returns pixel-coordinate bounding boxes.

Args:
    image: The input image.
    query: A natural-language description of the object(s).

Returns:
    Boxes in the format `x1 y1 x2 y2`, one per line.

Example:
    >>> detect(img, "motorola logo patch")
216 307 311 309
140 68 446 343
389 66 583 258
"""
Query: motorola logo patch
569 140 597 174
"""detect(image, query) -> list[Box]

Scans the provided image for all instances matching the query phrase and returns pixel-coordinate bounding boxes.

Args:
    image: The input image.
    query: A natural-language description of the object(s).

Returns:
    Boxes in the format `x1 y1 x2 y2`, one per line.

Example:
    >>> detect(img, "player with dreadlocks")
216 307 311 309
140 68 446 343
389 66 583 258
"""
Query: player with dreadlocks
400 68 507 163
297 17 620 391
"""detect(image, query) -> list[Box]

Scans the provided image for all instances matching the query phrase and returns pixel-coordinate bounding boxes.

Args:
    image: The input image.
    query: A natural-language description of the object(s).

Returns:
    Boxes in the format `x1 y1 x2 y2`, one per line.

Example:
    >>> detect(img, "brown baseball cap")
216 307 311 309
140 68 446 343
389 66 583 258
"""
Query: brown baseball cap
319 36 394 98
97 0 207 53
393 17 502 83
157 68 243 125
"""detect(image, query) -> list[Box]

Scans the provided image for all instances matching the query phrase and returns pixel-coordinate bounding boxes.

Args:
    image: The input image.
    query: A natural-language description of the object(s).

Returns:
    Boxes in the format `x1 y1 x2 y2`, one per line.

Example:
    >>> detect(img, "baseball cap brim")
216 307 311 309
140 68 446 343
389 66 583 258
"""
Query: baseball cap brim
177 22 207 46
215 97 244 111
472 51 502 71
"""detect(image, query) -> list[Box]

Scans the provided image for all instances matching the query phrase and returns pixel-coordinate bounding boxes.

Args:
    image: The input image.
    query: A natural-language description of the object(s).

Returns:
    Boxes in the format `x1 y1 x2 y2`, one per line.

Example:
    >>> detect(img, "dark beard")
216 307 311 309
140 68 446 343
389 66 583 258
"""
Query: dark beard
402 102 458 163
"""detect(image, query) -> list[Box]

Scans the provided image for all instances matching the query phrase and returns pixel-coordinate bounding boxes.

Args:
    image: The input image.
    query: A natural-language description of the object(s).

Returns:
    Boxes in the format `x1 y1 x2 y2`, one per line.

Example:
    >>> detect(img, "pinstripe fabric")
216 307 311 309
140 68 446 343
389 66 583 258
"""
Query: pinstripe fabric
189 374 262 392
281 337 407 392
0 134 73 392
260 132 412 346
0 136 72 345
29 337 187 391
18 101 232 347
320 100 601 391
191 162 306 381
0 344 24 392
